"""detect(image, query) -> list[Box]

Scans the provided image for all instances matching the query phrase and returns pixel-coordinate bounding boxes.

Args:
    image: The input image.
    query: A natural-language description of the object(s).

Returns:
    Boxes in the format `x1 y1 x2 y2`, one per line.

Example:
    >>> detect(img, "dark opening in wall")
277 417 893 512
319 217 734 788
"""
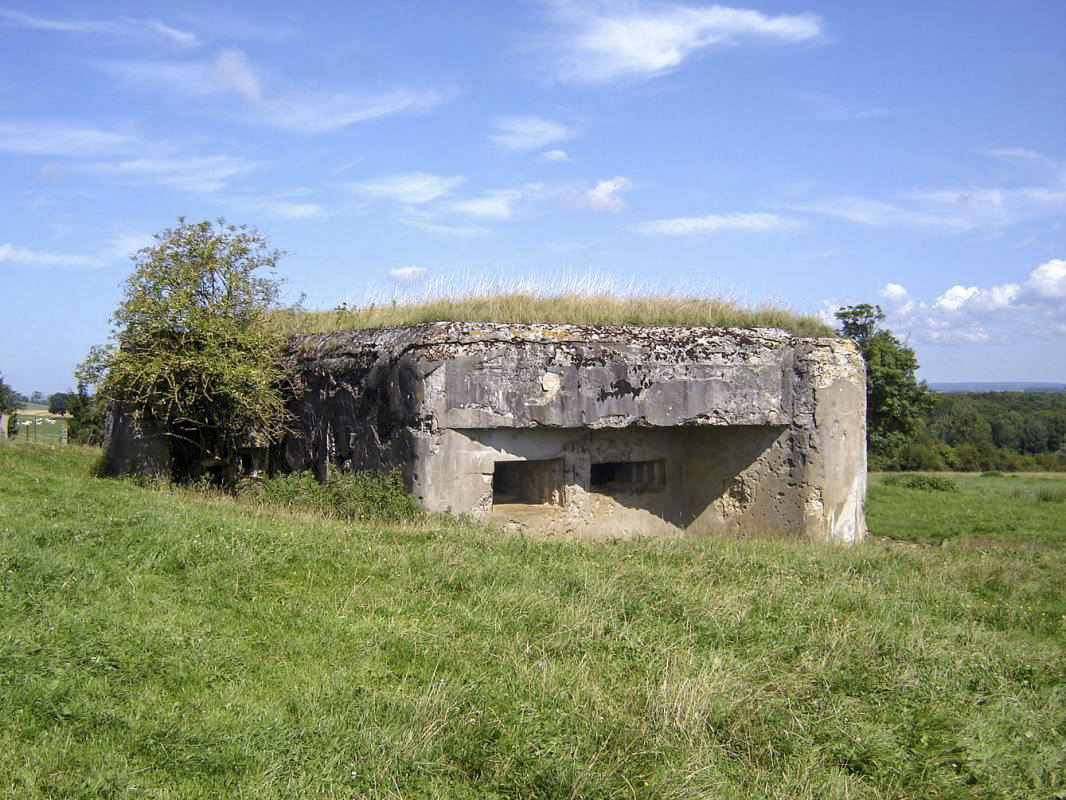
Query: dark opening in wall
590 459 665 492
492 459 563 505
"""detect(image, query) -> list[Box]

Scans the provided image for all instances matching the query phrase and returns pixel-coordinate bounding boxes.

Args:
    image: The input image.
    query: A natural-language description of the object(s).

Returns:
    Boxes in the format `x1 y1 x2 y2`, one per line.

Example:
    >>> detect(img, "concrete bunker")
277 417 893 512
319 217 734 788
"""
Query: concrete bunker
106 322 868 542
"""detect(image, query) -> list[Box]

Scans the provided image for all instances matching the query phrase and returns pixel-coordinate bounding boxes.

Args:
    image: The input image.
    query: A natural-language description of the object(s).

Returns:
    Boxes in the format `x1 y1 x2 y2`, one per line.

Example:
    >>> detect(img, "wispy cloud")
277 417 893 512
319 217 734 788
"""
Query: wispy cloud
544 1 822 84
0 233 152 269
230 190 327 220
792 147 1066 233
0 243 105 268
540 148 571 162
273 88 451 134
490 116 576 151
98 49 453 133
792 91 894 121
792 186 1066 232
0 8 198 46
634 211 795 235
352 172 465 205
82 154 258 193
451 186 542 219
571 175 632 211
0 120 135 157
875 258 1066 343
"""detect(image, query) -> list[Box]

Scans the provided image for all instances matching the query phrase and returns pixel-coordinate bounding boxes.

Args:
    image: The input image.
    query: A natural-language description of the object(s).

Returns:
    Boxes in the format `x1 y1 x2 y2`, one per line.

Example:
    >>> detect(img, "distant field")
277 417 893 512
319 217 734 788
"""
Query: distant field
4 412 69 445
867 471 1066 546
0 446 1062 799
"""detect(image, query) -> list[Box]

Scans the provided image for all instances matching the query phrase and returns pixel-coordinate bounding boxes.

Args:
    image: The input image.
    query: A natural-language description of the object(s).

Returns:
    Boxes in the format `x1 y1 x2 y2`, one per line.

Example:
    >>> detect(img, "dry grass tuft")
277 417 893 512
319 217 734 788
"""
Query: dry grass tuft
269 290 834 337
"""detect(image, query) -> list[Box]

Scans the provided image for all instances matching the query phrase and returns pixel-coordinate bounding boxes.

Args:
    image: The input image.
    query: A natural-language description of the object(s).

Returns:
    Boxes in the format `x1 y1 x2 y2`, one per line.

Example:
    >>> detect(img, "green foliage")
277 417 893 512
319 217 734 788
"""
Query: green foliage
883 474 958 492
47 391 73 415
1036 487 1066 503
66 384 106 446
835 304 934 460
241 469 421 522
1 446 1064 798
0 374 18 415
0 373 18 437
87 218 290 482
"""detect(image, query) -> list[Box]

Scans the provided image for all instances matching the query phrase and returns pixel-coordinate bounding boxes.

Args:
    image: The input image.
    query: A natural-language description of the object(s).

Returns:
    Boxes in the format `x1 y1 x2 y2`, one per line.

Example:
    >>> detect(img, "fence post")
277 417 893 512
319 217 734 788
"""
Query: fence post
59 425 68 445
0 414 7 440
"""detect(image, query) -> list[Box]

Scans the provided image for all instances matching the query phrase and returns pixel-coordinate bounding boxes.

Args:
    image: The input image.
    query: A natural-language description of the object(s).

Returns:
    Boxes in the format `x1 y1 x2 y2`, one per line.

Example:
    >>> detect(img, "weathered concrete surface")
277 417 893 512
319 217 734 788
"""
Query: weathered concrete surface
103 407 171 477
278 323 867 542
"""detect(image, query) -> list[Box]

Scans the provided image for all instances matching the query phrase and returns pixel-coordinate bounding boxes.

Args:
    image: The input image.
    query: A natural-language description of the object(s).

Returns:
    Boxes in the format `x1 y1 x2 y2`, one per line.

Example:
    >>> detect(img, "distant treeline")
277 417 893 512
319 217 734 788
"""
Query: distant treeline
878 391 1066 472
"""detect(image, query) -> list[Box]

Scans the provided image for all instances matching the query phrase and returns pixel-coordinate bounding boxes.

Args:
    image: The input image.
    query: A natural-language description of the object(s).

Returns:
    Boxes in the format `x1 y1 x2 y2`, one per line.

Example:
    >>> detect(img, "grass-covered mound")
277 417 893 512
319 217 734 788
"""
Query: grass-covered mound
271 290 834 337
1 444 1063 798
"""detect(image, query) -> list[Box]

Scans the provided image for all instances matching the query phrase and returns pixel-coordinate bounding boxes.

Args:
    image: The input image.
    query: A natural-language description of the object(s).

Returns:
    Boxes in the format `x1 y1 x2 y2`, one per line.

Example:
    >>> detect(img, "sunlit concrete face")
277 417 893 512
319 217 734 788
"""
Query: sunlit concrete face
277 322 868 543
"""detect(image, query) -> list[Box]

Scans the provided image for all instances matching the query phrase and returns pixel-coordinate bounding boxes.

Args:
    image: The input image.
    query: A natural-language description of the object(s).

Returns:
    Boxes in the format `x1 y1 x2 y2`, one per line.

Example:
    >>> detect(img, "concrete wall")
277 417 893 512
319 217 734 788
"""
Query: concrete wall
258 323 865 542
412 424 801 539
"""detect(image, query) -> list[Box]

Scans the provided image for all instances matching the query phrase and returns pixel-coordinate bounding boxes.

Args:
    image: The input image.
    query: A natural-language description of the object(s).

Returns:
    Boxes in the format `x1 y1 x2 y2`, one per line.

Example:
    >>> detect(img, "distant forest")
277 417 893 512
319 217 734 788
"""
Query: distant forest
881 391 1066 472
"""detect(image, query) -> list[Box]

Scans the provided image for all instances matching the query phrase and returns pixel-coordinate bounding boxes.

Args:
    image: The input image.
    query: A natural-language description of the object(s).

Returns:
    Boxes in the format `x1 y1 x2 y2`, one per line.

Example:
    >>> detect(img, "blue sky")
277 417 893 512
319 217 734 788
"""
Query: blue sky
1 1 1064 394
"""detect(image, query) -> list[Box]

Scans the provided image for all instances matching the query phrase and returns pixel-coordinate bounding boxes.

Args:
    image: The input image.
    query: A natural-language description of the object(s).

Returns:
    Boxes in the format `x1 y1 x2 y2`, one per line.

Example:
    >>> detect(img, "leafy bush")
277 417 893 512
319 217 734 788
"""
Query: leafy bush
242 469 420 522
1037 488 1066 503
883 474 958 492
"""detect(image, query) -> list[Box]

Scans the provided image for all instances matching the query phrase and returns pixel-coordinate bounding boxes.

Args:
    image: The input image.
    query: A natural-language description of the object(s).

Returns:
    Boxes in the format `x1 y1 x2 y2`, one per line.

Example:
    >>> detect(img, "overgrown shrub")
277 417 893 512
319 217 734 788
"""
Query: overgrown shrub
1037 488 1066 503
242 469 420 522
883 474 958 492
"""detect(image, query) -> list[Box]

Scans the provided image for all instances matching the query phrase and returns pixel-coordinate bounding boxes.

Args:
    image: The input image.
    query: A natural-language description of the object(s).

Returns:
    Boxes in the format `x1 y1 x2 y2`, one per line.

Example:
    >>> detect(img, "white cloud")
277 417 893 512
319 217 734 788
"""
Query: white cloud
98 51 453 133
451 186 541 219
540 149 571 162
388 266 430 286
875 258 1066 344
634 211 794 235
0 120 135 157
791 185 1066 232
1023 258 1066 301
491 116 575 151
0 243 105 268
235 196 326 220
271 88 452 134
0 233 150 269
0 8 199 46
84 154 257 193
353 173 465 205
104 233 154 260
213 48 263 103
880 283 909 302
572 175 631 212
792 91 893 121
547 1 822 84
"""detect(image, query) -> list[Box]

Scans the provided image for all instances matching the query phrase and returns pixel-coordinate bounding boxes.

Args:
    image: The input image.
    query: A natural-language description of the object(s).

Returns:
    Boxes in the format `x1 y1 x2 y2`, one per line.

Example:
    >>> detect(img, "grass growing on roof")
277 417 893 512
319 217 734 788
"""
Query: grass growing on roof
270 289 834 337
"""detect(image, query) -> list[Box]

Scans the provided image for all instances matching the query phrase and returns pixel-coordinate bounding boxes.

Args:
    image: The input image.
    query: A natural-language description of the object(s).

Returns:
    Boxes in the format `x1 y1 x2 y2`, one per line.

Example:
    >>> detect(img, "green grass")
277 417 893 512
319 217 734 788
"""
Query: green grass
5 413 69 446
1 446 1063 798
868 471 1066 546
270 290 834 337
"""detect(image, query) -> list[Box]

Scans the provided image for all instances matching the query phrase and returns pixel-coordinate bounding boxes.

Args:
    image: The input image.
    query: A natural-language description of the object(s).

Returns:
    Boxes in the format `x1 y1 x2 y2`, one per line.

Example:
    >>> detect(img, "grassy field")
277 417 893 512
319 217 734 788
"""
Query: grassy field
0 445 1063 798
4 411 69 446
270 290 833 337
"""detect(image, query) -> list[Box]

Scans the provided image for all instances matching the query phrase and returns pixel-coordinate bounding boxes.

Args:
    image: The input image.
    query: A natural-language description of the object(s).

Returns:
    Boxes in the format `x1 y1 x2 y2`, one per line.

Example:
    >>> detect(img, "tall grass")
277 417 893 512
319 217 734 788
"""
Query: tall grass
270 288 833 337
1 445 1064 798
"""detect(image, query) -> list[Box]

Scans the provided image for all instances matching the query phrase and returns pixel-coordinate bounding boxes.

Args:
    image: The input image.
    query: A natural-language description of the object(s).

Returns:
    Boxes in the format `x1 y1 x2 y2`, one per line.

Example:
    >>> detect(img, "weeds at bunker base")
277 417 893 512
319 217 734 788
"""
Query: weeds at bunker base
108 322 868 542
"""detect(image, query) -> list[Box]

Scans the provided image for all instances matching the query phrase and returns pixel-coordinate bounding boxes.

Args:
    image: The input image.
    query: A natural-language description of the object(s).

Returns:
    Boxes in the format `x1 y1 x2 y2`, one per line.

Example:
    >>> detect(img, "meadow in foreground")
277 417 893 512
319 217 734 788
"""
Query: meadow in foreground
0 444 1063 798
